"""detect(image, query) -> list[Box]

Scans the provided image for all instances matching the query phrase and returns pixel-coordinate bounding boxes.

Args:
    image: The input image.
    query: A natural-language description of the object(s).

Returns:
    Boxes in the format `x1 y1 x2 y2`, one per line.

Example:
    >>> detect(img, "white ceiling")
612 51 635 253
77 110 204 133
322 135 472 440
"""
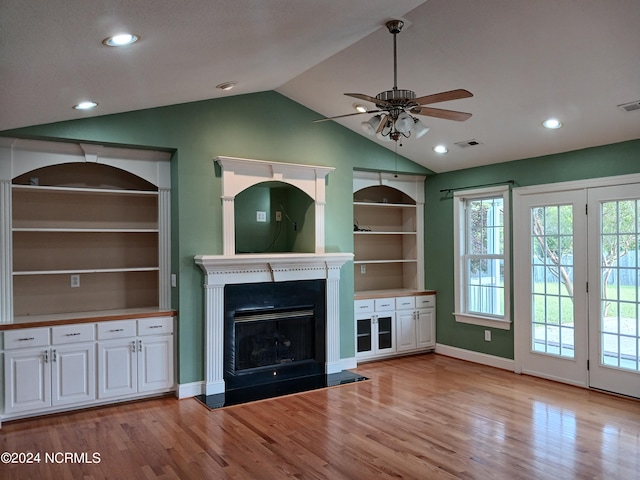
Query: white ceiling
1 0 639 173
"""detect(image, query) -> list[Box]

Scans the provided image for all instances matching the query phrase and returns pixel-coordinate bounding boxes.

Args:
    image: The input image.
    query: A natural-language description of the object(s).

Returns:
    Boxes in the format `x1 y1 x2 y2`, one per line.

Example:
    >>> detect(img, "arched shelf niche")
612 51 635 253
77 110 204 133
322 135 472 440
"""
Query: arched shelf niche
215 156 334 256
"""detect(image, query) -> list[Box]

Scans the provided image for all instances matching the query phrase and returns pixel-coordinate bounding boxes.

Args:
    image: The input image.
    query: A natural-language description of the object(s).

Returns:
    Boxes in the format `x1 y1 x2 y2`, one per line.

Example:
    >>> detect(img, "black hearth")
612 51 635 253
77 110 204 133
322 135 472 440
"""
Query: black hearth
224 279 326 390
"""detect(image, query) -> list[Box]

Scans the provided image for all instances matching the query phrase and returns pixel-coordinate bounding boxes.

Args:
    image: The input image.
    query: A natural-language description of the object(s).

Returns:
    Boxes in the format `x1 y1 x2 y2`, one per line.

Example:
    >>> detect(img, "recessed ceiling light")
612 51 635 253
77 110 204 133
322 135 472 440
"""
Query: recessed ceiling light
102 33 140 47
353 104 368 113
542 118 563 129
216 82 237 91
433 145 448 154
73 101 98 110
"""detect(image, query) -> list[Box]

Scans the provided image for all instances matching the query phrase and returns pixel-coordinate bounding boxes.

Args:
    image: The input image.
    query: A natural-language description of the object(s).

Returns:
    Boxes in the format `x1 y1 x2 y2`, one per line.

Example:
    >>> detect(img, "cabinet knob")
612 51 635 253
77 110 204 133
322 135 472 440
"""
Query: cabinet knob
111 328 124 332
52 349 57 362
131 340 137 353
18 337 36 341
43 350 49 363
65 332 81 336
148 325 163 329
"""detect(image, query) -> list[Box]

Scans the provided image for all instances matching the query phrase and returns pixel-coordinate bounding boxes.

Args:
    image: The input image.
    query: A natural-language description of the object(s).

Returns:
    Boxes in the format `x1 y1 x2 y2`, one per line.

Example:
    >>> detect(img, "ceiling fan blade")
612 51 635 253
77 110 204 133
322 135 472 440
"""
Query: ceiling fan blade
344 93 393 108
313 110 382 123
411 106 472 121
413 89 473 106
376 114 389 134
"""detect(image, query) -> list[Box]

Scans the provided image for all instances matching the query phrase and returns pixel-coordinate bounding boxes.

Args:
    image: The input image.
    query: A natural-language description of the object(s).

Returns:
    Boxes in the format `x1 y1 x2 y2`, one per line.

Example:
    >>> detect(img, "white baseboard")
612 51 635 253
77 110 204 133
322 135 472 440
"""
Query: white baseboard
176 381 204 399
339 356 357 371
435 344 515 371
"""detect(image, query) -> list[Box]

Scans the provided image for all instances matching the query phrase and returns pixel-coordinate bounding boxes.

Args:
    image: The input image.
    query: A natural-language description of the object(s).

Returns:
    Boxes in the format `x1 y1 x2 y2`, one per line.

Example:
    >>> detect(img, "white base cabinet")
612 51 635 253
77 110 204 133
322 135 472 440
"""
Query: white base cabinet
355 294 435 362
396 295 436 353
97 317 174 399
355 298 397 360
2 316 174 422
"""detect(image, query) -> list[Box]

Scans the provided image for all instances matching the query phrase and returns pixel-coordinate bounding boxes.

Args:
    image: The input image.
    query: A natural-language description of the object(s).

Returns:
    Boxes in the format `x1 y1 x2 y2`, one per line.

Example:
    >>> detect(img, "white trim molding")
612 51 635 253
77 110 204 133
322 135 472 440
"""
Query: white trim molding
435 344 515 371
215 156 335 256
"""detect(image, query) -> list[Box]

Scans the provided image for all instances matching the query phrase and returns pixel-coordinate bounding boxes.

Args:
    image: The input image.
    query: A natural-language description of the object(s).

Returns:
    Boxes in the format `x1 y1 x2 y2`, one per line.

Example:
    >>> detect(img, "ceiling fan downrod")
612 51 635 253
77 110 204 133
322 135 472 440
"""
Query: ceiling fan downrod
386 19 404 91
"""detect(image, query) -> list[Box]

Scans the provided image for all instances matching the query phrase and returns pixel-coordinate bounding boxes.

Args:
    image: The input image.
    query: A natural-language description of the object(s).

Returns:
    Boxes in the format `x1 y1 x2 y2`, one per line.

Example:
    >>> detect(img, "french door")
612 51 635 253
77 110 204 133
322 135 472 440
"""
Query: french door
515 190 588 387
587 184 640 398
515 182 640 398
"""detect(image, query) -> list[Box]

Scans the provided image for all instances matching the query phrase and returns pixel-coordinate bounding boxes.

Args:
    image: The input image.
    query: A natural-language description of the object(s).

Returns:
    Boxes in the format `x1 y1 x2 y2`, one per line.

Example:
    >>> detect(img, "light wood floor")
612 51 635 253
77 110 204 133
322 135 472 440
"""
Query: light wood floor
2 354 639 479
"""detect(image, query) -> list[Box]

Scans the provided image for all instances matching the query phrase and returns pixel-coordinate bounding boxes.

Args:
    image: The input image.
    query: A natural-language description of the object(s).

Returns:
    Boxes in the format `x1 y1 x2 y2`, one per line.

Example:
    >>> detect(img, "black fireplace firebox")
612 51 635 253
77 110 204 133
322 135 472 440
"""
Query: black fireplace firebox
224 279 326 390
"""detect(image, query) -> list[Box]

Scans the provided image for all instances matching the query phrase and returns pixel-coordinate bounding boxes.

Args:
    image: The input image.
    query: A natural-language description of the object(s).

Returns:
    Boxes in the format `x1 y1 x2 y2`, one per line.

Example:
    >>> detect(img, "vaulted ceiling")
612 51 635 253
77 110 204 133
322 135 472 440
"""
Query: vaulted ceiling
2 0 639 172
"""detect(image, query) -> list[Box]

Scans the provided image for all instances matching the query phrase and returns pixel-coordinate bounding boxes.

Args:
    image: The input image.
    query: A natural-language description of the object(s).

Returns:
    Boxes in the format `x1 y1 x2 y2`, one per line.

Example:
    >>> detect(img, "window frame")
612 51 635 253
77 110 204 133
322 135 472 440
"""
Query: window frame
453 185 512 330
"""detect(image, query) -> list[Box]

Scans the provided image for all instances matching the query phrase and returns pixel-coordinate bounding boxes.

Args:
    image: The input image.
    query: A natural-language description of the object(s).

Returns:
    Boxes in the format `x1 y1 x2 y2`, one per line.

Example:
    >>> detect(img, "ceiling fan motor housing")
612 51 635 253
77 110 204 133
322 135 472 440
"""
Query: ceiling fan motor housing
376 89 416 109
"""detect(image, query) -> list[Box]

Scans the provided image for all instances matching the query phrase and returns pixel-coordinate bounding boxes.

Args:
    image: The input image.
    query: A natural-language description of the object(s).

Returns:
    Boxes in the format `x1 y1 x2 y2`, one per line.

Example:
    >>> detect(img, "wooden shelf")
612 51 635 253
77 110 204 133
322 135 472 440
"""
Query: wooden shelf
353 174 424 295
9 163 165 319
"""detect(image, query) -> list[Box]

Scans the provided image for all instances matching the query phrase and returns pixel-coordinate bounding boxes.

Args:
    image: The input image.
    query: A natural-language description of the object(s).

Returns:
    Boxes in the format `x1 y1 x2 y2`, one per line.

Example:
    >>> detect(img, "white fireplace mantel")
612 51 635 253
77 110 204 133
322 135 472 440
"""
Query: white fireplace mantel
195 253 353 395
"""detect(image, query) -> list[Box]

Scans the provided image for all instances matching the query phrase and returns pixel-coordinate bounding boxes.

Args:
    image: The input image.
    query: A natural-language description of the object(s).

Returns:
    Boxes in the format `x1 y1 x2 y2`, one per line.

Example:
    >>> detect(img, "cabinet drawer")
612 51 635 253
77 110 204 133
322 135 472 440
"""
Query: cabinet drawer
138 316 173 336
97 320 136 340
374 298 395 312
52 323 95 344
416 295 435 308
395 296 416 310
354 299 374 314
4 327 50 349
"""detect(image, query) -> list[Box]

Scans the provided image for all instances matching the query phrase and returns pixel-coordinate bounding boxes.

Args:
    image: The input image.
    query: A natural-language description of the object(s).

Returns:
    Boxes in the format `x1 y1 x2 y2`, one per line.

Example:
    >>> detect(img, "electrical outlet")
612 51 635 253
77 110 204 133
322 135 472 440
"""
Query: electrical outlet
275 211 282 222
70 274 80 288
484 330 491 341
256 211 267 222
171 274 177 287
360 264 366 274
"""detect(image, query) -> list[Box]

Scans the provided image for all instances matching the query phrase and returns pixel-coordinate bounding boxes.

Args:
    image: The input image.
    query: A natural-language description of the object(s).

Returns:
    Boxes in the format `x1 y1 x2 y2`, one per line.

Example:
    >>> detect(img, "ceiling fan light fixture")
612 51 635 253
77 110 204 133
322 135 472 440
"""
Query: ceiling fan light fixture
413 118 430 138
395 111 414 133
362 115 382 135
354 103 368 113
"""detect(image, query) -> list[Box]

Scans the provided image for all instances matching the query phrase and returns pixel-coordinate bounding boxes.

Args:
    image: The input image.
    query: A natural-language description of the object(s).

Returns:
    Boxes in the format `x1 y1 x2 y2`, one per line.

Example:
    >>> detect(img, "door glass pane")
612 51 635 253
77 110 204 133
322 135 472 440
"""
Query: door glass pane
356 319 371 353
530 205 575 357
600 200 640 372
378 316 393 350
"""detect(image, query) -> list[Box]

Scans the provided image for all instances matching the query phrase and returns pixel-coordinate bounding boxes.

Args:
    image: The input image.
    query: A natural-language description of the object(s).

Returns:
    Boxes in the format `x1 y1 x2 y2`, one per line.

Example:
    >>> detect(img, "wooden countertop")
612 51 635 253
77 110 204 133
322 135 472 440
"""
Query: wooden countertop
0 308 178 330
354 289 436 300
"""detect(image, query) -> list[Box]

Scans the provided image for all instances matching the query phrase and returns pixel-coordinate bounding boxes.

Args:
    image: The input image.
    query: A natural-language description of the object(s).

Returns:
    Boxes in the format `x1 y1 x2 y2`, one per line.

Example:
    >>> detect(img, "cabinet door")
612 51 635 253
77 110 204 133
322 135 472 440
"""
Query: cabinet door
138 335 174 393
51 343 96 406
4 349 51 414
376 313 396 355
396 310 417 352
416 308 435 349
98 340 137 398
355 314 375 357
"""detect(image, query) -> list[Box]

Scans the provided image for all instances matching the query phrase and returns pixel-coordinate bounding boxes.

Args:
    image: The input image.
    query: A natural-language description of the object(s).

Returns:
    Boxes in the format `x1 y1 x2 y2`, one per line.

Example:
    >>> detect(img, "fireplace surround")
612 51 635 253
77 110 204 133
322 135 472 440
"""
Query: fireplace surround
195 155 353 396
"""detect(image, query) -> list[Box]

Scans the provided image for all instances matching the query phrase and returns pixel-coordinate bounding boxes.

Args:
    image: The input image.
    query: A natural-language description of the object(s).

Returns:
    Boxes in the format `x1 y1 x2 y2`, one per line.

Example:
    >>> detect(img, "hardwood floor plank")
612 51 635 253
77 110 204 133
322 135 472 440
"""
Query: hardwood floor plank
2 353 639 479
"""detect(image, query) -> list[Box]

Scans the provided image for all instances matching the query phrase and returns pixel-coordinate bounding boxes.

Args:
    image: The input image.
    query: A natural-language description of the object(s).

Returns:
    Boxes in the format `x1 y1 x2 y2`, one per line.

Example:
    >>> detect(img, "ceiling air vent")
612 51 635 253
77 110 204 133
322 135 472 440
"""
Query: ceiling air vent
455 139 483 148
618 100 640 113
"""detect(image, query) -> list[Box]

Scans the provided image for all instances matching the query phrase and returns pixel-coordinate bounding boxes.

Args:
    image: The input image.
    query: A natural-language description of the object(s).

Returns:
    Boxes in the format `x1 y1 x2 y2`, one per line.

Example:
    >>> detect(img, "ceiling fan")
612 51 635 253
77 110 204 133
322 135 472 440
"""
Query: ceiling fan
314 19 473 143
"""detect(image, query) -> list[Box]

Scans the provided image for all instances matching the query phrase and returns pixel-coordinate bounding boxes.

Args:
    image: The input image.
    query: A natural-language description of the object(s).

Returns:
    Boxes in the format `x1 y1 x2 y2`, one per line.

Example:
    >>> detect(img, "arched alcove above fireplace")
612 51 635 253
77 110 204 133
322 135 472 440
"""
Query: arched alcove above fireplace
215 156 334 256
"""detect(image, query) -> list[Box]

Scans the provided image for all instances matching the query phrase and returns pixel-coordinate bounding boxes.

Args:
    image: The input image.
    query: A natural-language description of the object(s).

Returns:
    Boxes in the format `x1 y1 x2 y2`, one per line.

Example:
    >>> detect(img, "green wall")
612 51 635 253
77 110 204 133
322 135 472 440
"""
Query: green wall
424 139 640 359
2 91 430 384
5 89 638 374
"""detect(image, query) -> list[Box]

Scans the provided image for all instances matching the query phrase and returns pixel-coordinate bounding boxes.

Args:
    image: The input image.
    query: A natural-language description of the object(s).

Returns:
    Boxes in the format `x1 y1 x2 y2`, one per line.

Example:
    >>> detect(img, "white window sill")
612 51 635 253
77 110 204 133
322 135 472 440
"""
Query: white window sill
454 312 512 330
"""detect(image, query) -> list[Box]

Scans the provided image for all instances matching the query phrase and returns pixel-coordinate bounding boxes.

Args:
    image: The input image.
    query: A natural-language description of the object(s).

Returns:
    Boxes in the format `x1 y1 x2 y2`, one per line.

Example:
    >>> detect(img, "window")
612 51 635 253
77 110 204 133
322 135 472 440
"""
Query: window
454 186 511 329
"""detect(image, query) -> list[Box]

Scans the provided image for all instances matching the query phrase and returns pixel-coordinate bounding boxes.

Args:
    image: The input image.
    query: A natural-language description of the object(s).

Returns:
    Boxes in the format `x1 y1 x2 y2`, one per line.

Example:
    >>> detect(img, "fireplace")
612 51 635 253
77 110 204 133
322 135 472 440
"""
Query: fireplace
195 253 352 395
224 280 326 389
